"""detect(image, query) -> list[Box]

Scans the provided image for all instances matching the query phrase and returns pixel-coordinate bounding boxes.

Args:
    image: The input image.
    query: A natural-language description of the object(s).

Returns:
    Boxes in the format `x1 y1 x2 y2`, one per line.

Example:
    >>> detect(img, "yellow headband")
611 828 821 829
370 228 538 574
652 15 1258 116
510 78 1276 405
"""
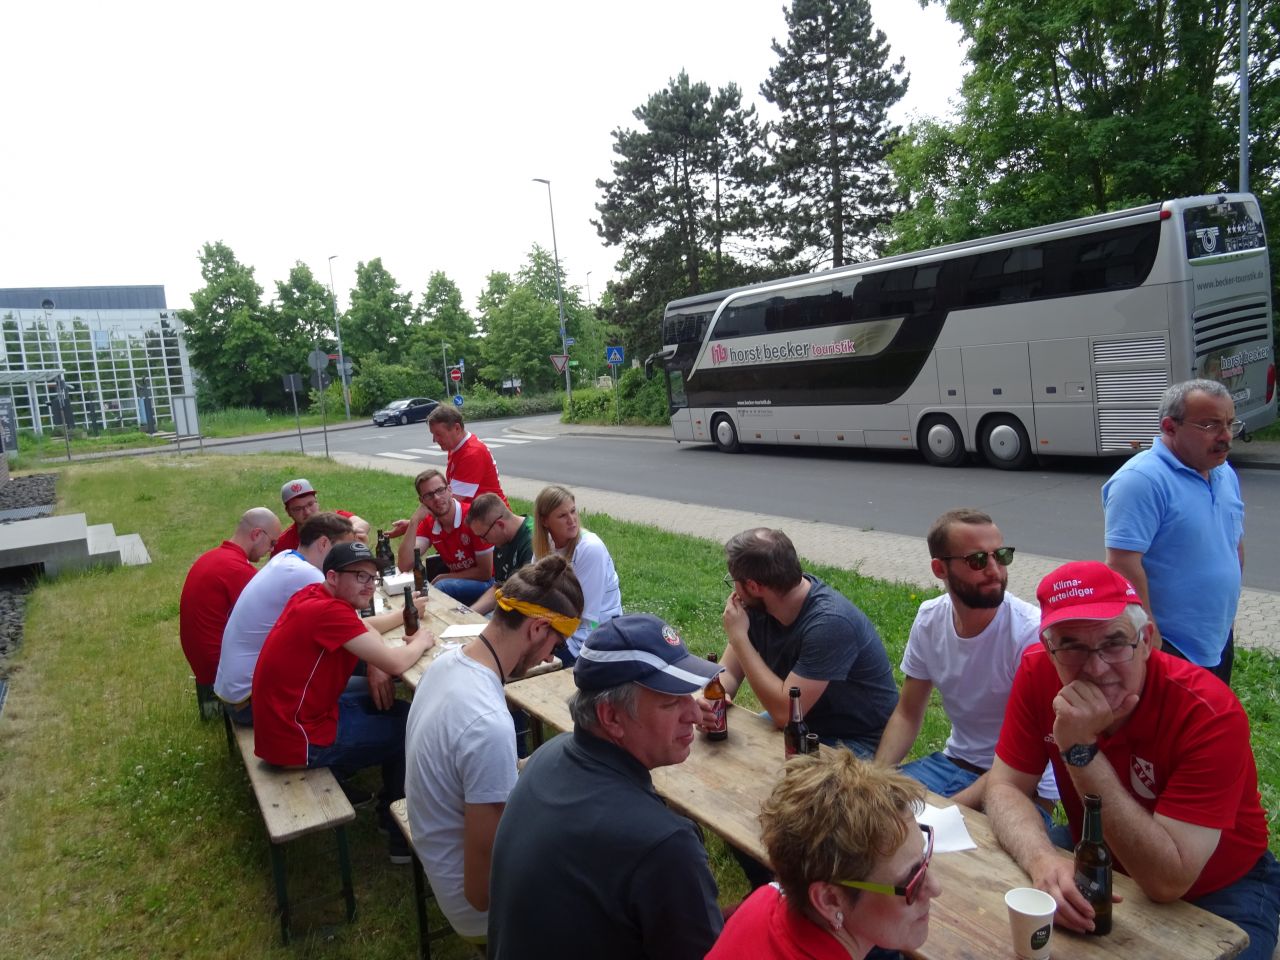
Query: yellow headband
495 589 580 639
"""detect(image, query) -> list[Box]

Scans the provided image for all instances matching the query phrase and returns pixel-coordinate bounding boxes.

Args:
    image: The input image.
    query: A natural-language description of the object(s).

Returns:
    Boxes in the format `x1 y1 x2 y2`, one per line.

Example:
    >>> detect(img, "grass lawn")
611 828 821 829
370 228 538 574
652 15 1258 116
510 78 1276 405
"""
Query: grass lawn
1 454 1276 958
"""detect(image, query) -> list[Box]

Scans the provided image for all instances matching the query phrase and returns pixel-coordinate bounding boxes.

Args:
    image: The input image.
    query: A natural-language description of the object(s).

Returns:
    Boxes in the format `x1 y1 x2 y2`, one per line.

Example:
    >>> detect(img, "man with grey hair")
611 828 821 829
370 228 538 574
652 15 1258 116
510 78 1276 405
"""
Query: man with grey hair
1102 379 1244 682
717 527 897 758
486 613 724 959
986 561 1277 959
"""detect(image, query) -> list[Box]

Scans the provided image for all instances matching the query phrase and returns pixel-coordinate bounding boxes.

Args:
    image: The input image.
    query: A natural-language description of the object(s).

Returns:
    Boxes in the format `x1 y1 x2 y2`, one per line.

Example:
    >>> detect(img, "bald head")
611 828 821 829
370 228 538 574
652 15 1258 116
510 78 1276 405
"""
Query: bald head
235 507 282 562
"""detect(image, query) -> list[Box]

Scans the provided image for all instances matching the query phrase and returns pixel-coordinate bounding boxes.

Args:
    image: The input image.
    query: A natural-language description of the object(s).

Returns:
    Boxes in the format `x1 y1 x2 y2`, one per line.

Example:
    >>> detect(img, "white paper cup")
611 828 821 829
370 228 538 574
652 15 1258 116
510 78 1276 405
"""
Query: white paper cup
1005 887 1056 960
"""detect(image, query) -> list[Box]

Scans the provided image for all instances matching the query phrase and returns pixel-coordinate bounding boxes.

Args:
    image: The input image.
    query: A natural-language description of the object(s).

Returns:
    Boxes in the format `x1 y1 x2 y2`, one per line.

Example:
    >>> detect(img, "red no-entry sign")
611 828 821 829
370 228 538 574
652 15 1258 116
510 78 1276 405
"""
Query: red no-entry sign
450 368 462 382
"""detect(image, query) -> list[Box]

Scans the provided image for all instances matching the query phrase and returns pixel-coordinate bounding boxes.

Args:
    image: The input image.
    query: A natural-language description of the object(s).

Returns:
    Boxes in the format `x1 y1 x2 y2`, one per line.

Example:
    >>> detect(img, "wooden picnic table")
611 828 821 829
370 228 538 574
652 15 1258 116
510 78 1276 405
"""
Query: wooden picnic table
502 668 1249 960
377 585 559 691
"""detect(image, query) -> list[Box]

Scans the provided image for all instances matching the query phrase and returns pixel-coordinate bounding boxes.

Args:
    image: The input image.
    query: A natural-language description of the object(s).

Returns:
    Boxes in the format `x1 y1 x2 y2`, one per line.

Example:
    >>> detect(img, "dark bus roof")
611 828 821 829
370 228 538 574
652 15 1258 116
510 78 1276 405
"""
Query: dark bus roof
663 198 1178 312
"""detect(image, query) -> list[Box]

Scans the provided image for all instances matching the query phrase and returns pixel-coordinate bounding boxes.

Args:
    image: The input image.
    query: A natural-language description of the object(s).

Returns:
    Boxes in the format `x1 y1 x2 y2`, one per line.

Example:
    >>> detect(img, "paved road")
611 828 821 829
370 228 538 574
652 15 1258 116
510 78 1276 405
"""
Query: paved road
218 413 1280 594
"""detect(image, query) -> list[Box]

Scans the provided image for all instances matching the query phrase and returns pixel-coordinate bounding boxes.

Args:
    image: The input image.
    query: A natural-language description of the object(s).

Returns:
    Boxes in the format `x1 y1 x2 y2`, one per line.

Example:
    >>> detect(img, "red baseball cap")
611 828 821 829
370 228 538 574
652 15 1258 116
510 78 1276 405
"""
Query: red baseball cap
1037 561 1141 634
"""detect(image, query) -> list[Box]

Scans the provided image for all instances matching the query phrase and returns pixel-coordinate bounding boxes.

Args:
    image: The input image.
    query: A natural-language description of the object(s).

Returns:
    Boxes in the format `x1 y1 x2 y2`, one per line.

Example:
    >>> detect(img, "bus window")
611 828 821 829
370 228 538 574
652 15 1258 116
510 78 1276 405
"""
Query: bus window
664 368 688 412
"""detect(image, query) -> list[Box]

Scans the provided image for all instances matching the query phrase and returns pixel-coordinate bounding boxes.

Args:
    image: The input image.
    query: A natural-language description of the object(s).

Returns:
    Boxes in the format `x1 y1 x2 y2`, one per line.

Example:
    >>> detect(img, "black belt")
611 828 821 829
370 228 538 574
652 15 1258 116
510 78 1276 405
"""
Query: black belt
946 754 988 776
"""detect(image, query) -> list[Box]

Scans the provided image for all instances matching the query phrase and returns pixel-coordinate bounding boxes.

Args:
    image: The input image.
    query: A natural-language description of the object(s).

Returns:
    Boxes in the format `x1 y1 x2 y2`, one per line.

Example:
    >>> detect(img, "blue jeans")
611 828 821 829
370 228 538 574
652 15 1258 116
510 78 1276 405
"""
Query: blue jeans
434 577 494 607
1188 850 1280 960
306 690 410 805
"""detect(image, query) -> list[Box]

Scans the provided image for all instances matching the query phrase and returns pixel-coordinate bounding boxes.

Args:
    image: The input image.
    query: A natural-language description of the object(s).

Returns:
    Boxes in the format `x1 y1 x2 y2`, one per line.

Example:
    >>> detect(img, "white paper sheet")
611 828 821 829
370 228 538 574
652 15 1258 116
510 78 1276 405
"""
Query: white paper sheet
917 802 977 853
440 622 486 639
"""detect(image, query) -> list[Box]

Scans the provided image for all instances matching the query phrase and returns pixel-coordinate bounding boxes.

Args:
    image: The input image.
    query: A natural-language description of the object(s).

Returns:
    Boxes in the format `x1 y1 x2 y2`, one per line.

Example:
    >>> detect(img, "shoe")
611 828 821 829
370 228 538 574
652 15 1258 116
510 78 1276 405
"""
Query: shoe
387 828 413 865
338 780 375 809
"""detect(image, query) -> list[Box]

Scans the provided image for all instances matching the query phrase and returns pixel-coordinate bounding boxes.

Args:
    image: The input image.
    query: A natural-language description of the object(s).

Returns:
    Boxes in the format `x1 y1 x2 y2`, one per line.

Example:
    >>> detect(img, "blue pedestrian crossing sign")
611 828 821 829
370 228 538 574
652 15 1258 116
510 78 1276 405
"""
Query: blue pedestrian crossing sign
606 346 625 366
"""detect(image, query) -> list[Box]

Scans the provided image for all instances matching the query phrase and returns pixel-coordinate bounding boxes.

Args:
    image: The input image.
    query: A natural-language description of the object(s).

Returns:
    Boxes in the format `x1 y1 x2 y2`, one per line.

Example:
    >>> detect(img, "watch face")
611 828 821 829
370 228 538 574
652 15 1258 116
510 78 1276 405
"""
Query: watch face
1065 743 1098 766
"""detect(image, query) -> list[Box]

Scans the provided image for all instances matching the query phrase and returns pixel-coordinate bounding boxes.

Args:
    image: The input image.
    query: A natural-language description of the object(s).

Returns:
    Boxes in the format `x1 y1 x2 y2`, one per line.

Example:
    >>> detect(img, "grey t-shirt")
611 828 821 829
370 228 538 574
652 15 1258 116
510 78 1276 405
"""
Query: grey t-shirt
746 575 898 747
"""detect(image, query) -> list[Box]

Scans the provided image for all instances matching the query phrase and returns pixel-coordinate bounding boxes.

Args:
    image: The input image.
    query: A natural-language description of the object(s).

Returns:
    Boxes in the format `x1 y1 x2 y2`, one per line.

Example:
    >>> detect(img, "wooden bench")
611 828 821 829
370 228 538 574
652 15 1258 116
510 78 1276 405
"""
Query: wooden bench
231 722 357 944
389 798 458 959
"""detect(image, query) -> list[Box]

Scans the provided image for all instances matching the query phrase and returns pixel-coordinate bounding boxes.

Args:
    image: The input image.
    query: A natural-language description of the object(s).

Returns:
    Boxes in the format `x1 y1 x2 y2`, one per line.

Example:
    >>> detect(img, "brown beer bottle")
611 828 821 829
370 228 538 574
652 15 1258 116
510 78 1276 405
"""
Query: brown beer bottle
783 686 809 759
375 529 396 577
703 653 728 741
402 585 420 635
412 547 427 595
1074 793 1113 935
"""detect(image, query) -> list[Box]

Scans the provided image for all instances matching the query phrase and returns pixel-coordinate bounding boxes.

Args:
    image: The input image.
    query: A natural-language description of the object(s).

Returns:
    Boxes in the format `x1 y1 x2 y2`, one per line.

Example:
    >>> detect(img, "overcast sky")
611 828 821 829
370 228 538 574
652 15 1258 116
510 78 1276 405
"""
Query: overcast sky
0 1 966 315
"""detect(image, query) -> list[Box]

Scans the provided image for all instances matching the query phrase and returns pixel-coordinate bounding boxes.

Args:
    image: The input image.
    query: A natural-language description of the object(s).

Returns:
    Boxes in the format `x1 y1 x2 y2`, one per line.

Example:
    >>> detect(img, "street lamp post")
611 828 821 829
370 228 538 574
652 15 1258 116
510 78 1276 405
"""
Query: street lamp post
327 255 351 419
442 341 451 400
586 270 593 309
532 177 571 401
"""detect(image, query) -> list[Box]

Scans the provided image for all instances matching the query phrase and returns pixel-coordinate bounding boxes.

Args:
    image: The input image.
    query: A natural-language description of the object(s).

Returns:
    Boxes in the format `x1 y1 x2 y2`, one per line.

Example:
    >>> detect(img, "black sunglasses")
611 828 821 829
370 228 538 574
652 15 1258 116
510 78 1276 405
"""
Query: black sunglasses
939 546 1016 571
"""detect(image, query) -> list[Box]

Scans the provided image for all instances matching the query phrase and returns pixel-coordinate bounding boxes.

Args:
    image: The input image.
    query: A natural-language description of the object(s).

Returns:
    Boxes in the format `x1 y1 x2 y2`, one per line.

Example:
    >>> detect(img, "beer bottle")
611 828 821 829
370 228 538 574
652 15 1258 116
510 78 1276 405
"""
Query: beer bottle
703 653 728 741
784 686 809 759
412 548 426 595
375 529 396 577
402 585 420 635
1074 793 1112 935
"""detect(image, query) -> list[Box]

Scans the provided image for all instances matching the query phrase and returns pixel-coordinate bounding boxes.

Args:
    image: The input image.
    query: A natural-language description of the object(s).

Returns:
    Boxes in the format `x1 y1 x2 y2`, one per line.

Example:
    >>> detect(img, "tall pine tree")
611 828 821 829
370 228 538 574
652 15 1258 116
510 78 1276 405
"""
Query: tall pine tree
762 0 908 269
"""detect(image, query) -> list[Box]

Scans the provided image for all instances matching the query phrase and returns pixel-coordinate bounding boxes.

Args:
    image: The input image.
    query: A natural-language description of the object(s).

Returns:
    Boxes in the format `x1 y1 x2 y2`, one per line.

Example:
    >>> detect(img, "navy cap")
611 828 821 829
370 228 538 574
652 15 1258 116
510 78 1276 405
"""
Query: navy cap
323 540 377 574
574 614 722 695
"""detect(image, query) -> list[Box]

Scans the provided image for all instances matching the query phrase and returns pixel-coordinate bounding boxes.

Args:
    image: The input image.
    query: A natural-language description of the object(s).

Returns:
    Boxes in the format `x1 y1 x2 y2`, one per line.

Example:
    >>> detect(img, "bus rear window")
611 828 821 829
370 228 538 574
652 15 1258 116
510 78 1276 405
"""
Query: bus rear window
1184 201 1266 259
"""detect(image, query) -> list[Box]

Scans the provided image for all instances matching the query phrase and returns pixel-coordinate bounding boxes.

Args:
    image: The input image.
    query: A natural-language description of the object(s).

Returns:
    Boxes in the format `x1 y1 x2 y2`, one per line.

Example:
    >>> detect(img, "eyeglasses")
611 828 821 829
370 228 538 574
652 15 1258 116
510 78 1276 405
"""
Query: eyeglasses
838 824 934 905
722 572 737 586
473 515 502 542
340 570 377 585
1174 417 1244 437
419 485 451 502
938 547 1015 571
1047 638 1140 668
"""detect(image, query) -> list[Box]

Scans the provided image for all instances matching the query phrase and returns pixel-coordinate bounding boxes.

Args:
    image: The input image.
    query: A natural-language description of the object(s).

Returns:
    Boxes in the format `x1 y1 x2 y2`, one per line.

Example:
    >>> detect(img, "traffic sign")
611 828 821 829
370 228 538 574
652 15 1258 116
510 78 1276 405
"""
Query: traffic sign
307 348 330 371
450 368 463 382
565 337 576 346
338 359 354 375
549 354 569 373
606 345 625 365
453 394 464 406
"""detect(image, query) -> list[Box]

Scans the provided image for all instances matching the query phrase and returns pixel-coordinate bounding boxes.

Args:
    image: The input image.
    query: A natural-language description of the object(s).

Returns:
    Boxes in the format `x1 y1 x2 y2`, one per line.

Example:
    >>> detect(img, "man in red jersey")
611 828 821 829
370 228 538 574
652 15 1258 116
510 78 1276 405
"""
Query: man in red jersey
271 478 370 556
179 507 280 706
252 540 434 863
395 468 494 606
986 561 1278 959
427 406 507 506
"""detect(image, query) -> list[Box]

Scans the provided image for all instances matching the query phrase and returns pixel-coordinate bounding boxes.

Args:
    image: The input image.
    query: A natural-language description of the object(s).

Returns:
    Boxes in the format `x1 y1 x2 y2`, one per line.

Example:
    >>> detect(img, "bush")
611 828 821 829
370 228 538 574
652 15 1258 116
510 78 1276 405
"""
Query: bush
563 388 615 423
562 370 669 426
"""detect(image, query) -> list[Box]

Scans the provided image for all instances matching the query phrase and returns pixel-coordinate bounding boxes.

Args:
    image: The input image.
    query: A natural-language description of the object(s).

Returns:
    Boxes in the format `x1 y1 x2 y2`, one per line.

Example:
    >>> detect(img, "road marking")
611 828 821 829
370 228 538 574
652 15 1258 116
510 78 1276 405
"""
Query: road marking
377 452 421 461
484 436 529 444
404 448 446 457
509 433 555 440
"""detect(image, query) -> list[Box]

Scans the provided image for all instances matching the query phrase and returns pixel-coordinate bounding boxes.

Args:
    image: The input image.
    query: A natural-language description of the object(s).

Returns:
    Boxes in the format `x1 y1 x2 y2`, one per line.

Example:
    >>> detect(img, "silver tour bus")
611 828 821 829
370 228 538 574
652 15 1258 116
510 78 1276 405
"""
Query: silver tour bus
654 194 1275 468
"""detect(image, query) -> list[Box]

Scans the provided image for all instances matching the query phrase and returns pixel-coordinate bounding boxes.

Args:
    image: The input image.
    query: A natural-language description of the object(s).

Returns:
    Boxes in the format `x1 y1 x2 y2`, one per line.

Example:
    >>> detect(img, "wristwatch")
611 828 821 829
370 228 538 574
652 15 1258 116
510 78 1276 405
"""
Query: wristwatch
1061 743 1100 767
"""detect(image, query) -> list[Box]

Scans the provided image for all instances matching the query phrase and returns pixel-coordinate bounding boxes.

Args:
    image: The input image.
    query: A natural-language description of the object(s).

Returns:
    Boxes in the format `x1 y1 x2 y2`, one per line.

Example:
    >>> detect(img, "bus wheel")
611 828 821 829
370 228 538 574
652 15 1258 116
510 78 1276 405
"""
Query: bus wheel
712 415 741 453
918 415 965 467
980 415 1033 470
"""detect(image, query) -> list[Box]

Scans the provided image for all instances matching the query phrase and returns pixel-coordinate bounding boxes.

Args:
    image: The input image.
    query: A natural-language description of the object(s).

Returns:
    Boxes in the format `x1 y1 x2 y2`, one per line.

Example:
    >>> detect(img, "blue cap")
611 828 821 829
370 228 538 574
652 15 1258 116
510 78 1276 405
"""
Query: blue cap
574 614 722 695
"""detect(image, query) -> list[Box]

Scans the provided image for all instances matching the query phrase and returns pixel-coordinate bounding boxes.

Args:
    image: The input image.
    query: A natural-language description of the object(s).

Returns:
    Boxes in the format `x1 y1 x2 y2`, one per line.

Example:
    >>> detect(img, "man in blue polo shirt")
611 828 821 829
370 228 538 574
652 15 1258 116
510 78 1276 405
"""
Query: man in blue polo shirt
1102 379 1245 683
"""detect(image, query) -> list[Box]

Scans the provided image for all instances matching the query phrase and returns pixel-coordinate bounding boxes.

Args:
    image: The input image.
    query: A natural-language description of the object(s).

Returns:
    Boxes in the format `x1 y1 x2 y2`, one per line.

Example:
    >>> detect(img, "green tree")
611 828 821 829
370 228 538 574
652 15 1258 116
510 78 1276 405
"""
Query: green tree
890 0 1279 249
405 271 477 391
342 258 414 365
761 0 909 269
595 72 772 359
273 262 335 378
179 241 293 408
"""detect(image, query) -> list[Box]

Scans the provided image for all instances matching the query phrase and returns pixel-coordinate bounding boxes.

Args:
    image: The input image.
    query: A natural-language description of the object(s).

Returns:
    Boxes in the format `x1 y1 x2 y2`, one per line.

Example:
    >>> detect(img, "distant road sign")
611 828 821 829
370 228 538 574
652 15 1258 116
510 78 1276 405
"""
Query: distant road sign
282 373 304 394
550 354 569 373
450 368 463 382
453 394 464 406
307 349 330 371
606 345 625 365
565 337 576 346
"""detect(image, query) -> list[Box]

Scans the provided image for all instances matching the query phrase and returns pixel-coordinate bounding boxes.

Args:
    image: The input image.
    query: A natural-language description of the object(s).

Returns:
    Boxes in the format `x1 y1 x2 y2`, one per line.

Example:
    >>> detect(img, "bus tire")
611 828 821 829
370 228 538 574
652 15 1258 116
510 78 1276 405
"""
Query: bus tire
712 414 741 453
918 415 965 467
980 415 1033 470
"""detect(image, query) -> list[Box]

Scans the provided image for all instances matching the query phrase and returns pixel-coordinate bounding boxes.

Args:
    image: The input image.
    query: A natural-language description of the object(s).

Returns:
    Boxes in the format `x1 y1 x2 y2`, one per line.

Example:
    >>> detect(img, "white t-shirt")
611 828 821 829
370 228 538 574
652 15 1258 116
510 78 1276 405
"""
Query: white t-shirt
901 592 1058 800
560 528 622 656
405 648 518 939
214 550 322 704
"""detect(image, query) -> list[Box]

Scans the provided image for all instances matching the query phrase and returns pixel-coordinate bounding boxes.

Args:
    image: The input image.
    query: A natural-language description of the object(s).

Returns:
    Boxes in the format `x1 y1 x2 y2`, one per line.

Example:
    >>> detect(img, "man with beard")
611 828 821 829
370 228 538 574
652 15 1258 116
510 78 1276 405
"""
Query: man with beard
404 556 584 949
717 527 898 757
874 509 1058 814
1103 380 1245 683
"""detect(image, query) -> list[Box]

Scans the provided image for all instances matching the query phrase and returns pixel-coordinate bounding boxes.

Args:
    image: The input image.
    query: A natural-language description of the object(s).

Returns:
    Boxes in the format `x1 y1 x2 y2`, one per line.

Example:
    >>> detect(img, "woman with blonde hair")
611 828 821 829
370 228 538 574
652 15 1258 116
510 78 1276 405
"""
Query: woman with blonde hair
708 750 940 959
532 484 622 662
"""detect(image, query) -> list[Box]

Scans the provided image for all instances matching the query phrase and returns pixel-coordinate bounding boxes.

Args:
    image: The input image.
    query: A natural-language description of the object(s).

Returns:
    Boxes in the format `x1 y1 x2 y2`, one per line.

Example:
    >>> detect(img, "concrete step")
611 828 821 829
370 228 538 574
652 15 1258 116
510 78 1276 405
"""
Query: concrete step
0 513 91 576
115 533 151 567
86 523 122 567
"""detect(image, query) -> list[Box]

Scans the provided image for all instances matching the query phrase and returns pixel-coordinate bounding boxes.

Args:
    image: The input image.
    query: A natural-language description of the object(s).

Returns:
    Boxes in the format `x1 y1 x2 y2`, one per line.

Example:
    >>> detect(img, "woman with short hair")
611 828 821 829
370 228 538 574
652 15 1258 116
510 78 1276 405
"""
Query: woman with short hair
708 750 941 959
